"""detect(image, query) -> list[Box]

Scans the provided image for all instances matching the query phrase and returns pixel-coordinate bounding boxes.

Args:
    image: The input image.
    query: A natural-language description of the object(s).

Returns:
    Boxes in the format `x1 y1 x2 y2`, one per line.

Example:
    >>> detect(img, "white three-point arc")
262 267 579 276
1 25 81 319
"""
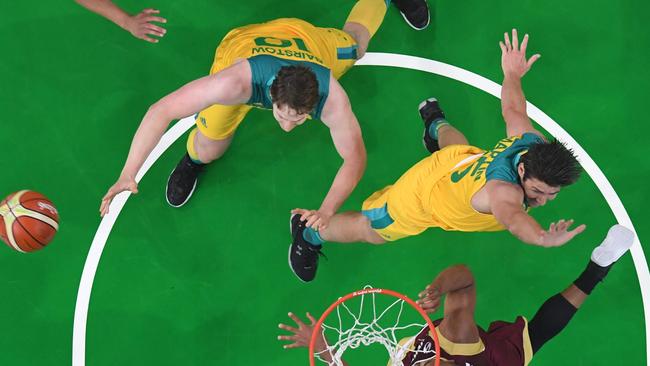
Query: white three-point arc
71 52 650 365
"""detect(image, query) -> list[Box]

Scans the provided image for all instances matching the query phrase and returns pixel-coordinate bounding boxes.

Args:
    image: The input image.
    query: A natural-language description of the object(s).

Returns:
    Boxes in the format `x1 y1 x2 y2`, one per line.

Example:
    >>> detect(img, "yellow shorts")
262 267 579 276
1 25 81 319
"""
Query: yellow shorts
196 18 358 140
362 145 487 241
362 186 429 241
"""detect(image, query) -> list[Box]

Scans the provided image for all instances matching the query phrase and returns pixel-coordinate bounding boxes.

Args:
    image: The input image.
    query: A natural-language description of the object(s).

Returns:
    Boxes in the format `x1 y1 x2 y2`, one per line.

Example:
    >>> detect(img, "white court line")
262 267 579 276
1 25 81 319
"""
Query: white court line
72 52 649 365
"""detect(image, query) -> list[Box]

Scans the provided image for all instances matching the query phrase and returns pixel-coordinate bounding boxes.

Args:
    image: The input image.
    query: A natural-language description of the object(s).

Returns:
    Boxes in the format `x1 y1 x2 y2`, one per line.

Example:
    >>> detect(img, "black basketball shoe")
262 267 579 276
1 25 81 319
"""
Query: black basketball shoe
393 0 430 30
419 97 446 153
288 214 324 283
165 153 204 207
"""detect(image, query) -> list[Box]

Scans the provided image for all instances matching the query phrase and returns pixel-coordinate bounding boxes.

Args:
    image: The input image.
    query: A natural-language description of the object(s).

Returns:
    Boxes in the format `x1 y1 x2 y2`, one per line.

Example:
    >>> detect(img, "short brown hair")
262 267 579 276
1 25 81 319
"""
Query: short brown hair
270 66 319 114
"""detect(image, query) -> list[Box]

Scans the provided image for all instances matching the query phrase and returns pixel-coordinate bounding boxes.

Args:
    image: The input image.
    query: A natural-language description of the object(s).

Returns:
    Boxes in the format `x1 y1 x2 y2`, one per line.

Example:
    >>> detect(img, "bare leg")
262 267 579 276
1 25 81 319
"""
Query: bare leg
342 0 389 59
194 130 234 163
437 124 469 149
319 211 386 244
560 284 587 309
419 98 469 151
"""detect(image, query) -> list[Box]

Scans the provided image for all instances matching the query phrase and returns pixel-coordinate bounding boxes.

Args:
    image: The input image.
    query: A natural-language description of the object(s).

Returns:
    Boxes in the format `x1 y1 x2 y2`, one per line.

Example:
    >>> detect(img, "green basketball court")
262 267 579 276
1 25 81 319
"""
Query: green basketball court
1 0 648 364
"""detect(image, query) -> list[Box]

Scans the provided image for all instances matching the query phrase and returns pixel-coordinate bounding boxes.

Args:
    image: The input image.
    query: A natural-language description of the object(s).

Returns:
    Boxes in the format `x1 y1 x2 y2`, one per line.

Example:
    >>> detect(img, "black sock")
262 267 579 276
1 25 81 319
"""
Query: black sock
528 294 577 354
573 260 612 295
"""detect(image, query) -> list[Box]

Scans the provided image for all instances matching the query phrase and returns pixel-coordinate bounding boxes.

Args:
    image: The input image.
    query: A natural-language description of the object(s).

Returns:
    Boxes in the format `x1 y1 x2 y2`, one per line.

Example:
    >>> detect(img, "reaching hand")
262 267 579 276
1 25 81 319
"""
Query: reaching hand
278 312 327 352
499 29 540 79
539 219 586 247
124 8 167 43
99 176 138 217
416 285 442 314
291 208 332 231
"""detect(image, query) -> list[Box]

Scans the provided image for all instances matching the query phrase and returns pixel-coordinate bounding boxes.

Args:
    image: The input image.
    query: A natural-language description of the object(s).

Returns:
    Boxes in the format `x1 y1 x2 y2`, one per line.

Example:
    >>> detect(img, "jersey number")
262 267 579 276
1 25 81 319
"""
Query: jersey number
254 37 311 52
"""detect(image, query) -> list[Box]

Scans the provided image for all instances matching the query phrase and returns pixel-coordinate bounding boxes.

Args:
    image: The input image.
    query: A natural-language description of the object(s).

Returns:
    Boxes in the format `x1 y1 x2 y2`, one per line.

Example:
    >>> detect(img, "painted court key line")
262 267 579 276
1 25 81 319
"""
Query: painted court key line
72 52 650 365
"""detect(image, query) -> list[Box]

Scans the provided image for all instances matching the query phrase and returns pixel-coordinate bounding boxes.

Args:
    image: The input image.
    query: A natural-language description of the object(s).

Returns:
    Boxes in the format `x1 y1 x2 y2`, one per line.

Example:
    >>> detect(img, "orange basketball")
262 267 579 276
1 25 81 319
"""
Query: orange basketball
0 190 59 252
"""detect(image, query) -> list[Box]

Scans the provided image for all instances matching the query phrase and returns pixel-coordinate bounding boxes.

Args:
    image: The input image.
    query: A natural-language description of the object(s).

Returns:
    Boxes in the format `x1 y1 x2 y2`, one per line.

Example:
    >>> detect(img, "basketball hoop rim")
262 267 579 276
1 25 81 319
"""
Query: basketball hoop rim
309 288 441 366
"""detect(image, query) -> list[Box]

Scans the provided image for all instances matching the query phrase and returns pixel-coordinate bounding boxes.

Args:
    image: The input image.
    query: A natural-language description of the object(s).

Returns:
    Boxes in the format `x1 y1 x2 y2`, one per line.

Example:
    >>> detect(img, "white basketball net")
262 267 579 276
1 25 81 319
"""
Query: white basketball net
315 289 434 366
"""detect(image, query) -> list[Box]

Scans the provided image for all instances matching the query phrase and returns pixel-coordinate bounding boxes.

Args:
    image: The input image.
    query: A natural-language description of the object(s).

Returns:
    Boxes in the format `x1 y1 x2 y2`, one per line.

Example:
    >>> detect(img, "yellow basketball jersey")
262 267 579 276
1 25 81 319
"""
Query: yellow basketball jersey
214 18 349 70
429 133 543 232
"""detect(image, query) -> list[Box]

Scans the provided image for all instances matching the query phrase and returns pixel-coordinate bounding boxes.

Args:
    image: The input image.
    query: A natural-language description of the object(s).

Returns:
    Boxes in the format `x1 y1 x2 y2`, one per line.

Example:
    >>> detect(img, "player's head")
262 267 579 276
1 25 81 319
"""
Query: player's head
517 139 581 207
270 65 319 132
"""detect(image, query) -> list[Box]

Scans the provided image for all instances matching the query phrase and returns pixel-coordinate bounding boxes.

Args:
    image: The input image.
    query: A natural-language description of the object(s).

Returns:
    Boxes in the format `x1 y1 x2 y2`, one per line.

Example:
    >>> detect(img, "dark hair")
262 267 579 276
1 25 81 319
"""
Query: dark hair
270 66 319 115
520 139 582 187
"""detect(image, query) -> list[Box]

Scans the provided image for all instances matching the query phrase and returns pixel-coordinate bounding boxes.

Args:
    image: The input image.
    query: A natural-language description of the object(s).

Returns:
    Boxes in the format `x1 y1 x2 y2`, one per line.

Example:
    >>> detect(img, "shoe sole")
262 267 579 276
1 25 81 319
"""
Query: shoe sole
288 214 310 283
422 129 429 151
592 225 635 266
399 10 430 31
165 170 198 208
289 213 297 234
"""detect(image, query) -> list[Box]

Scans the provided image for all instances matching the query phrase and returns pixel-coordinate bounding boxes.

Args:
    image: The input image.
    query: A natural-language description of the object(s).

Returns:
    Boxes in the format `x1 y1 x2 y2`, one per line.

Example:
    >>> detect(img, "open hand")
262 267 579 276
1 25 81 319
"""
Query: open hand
500 29 540 78
124 8 167 43
539 219 586 247
99 176 138 217
278 312 327 352
291 208 332 231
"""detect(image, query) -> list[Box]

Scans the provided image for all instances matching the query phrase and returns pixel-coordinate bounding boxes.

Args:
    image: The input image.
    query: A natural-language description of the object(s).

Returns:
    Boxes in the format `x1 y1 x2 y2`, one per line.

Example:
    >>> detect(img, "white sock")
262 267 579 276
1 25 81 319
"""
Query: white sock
591 224 635 267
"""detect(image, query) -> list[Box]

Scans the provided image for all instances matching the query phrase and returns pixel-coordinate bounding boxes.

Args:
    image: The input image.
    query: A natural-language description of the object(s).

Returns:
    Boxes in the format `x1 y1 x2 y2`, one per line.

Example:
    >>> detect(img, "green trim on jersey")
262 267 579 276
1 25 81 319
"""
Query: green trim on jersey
246 55 331 120
486 133 544 184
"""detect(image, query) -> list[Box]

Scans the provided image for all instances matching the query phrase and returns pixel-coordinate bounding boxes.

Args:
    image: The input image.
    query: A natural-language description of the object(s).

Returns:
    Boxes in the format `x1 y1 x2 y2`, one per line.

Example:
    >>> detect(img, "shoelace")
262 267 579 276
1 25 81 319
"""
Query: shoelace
306 248 327 269
291 219 328 263
298 243 328 266
314 248 327 261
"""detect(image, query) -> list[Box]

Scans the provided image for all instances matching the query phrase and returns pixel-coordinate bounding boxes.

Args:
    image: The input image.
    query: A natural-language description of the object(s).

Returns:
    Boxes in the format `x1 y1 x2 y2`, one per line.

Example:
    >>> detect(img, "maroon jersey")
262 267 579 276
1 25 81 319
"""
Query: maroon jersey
397 317 533 366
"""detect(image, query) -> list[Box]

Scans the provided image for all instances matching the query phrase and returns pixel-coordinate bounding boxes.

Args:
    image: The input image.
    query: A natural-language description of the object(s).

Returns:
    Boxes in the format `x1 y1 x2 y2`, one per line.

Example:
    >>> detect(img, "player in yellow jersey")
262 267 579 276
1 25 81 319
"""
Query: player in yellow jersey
99 1 429 219
289 30 584 282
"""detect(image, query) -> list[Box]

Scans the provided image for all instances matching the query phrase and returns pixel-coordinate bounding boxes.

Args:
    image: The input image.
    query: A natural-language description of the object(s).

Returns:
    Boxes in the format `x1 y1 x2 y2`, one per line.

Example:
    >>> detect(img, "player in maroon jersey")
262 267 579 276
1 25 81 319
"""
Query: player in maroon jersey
278 224 634 365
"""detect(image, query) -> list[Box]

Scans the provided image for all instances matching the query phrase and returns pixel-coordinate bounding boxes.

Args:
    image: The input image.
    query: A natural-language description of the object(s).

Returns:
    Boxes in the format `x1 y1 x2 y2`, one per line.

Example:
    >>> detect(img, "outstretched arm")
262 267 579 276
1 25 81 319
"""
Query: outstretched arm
499 29 543 138
99 62 251 216
486 180 586 247
294 78 367 230
75 0 167 43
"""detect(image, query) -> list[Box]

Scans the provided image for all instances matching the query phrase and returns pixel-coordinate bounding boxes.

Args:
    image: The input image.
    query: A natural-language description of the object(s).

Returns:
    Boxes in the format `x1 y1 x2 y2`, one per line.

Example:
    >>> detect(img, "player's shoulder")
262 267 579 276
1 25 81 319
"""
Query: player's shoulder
320 78 350 120
495 131 543 148
485 179 524 203
218 59 252 87
324 76 346 102
486 131 545 183
521 131 546 143
512 130 546 144
485 180 526 218
485 159 519 185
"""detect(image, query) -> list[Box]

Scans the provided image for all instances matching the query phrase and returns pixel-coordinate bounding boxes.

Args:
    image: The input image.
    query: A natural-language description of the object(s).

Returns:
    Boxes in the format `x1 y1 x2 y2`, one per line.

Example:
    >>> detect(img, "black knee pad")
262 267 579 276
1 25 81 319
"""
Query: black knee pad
528 294 577 354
